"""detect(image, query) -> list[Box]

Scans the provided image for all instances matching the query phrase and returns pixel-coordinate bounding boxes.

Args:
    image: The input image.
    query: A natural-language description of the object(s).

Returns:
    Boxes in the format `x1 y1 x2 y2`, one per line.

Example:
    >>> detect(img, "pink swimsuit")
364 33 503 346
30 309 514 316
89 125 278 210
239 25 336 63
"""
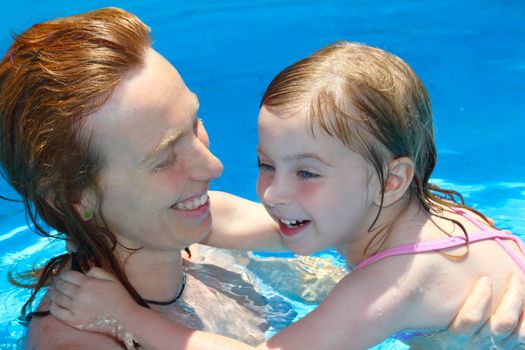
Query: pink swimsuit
354 208 525 272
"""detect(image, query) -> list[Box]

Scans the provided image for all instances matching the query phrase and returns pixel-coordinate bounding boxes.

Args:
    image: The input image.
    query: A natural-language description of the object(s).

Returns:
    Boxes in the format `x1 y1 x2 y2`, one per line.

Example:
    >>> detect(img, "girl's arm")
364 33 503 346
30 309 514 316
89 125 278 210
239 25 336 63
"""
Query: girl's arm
49 267 525 350
26 296 127 350
205 191 286 251
49 267 408 349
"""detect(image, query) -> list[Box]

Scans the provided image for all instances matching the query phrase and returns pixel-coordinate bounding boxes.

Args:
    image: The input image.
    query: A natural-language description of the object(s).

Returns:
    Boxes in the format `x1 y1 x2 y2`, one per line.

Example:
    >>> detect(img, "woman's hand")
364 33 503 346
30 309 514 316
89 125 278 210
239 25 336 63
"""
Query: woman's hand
454 275 524 337
49 267 136 333
413 275 525 349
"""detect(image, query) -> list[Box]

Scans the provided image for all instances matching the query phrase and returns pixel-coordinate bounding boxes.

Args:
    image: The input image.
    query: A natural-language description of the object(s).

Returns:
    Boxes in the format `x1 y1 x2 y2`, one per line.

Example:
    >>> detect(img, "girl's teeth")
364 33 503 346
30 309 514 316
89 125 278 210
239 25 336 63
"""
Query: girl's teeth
280 219 304 227
174 194 208 210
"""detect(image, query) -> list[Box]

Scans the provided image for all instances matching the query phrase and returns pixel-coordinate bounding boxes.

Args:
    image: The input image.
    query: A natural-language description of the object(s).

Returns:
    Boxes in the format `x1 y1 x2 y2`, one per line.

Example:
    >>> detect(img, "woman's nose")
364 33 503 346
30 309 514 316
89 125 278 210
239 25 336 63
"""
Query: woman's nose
188 136 223 181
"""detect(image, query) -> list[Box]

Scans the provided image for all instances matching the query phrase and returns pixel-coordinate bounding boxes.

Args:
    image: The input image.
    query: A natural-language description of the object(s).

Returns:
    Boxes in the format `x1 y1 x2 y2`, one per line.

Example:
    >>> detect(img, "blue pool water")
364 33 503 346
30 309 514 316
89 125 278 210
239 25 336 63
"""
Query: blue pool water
1 1 524 348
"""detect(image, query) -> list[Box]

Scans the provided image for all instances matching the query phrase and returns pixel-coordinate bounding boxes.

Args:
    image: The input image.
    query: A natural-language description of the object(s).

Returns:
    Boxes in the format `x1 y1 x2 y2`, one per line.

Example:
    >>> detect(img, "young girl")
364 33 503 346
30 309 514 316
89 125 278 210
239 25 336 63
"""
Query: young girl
49 41 525 349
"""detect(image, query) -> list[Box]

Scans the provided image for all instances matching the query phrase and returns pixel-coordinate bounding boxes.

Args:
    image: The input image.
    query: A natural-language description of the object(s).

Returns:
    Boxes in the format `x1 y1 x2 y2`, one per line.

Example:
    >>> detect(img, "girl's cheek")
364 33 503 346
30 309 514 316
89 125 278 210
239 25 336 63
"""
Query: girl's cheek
296 181 322 201
256 174 270 200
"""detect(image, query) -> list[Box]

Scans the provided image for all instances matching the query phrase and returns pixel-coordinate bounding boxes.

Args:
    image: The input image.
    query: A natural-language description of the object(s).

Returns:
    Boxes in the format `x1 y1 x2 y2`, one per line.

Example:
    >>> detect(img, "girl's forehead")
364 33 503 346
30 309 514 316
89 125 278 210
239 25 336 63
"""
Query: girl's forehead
262 105 343 141
259 107 315 139
260 111 351 157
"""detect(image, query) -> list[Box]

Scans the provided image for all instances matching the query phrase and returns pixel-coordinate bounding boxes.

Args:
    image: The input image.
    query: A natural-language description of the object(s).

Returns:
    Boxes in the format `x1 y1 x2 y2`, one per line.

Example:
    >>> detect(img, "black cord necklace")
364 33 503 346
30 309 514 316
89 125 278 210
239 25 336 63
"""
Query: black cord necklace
144 270 187 306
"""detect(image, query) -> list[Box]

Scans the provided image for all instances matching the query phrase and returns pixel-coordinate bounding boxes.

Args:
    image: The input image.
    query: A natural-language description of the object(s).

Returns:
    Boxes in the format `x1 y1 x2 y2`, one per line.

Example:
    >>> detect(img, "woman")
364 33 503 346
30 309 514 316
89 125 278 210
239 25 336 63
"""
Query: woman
0 7 523 349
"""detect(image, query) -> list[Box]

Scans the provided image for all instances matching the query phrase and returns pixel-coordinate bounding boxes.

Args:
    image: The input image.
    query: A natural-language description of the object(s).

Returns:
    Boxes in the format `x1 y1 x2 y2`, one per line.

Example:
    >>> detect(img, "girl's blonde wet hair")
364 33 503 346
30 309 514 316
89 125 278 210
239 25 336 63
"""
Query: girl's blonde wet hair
261 41 491 256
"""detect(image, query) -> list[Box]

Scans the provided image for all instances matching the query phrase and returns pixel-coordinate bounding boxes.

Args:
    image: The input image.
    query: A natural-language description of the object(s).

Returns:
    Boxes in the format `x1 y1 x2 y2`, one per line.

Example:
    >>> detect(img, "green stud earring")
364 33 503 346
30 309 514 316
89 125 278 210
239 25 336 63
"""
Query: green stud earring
83 210 94 221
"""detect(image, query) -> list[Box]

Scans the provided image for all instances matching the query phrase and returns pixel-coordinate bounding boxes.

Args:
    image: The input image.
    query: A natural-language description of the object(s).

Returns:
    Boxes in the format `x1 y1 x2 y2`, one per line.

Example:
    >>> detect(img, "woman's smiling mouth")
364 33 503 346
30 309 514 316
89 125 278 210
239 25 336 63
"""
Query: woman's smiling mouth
171 193 210 217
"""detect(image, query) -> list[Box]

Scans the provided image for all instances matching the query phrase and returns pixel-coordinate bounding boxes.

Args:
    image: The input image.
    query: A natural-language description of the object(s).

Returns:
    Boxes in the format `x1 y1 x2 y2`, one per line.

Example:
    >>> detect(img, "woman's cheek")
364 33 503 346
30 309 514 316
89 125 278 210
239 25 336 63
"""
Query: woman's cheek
154 165 186 199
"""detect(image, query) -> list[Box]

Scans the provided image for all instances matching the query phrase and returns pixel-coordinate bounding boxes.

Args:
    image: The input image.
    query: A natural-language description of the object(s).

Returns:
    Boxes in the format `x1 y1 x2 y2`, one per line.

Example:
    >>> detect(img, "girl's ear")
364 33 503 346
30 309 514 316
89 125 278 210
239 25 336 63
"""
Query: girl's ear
375 157 414 207
72 188 97 221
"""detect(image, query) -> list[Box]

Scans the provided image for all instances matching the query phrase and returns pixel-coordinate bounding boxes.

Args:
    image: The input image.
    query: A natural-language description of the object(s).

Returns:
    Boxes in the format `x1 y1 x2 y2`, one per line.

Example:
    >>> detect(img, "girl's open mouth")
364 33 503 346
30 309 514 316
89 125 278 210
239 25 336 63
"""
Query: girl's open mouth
278 218 311 237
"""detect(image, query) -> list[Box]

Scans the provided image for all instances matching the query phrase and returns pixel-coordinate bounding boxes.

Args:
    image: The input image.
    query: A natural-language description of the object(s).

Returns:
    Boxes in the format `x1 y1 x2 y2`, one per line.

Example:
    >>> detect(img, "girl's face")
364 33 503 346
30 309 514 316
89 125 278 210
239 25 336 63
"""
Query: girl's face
256 106 380 256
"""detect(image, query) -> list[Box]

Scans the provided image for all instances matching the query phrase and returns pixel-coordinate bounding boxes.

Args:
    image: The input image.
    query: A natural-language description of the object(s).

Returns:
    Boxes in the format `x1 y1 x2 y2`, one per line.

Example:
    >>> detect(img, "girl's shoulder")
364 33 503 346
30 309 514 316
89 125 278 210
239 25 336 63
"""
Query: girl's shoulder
429 206 495 237
346 246 469 328
300 254 445 348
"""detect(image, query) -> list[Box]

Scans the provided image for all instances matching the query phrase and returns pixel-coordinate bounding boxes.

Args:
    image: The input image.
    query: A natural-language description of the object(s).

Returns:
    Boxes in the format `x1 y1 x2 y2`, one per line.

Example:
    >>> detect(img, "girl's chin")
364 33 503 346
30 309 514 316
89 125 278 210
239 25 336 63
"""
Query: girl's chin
283 240 324 256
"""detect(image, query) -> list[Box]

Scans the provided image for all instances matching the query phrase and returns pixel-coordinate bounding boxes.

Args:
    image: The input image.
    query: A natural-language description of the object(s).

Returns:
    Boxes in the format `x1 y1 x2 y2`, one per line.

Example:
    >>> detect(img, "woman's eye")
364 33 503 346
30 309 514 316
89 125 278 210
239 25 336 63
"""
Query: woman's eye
153 154 176 172
297 170 319 179
257 158 275 172
193 118 201 136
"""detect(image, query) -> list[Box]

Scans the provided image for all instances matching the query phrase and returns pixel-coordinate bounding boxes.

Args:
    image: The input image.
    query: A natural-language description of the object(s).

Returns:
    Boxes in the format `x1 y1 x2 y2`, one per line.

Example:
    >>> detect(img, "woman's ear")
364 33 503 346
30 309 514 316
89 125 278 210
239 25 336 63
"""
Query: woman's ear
72 188 97 221
375 157 415 207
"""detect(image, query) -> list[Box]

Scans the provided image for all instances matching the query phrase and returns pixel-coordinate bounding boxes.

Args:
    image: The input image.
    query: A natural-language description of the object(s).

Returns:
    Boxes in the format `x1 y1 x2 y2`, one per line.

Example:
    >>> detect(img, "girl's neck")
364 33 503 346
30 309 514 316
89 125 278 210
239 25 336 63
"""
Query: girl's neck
116 247 185 303
338 199 428 266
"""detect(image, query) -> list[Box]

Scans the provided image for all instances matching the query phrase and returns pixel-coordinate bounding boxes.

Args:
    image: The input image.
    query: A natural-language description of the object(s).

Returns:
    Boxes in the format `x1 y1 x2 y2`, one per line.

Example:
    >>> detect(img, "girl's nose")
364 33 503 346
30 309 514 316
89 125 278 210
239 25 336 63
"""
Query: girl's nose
262 176 291 208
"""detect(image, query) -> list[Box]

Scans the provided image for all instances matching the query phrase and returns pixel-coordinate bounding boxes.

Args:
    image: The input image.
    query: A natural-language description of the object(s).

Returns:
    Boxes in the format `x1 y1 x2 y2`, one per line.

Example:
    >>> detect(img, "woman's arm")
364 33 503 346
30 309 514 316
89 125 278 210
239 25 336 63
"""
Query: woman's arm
205 191 285 251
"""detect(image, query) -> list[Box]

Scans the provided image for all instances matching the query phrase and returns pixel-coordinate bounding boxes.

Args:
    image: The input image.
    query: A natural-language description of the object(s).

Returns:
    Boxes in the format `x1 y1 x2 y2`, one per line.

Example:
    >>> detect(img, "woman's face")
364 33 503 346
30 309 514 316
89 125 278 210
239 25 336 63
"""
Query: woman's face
83 48 223 253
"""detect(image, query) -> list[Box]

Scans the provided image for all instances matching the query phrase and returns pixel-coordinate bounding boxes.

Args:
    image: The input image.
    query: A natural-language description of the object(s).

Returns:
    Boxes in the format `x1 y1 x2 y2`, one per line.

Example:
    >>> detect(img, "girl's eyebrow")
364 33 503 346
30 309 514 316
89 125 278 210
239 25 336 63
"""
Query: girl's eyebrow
284 153 334 167
256 147 333 167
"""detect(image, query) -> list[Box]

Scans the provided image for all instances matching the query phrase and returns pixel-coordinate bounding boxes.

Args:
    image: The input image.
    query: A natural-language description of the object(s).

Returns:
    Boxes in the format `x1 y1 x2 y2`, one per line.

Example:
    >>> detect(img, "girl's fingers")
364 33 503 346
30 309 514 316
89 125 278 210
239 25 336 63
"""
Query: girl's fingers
54 278 80 298
48 287 74 309
59 270 90 286
489 274 525 340
86 267 116 281
49 301 76 326
449 276 493 336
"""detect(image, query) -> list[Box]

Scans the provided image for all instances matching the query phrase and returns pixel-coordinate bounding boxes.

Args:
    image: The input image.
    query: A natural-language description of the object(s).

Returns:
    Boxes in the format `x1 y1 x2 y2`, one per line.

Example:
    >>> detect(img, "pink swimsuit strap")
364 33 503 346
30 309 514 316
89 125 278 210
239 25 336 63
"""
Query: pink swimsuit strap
354 208 525 271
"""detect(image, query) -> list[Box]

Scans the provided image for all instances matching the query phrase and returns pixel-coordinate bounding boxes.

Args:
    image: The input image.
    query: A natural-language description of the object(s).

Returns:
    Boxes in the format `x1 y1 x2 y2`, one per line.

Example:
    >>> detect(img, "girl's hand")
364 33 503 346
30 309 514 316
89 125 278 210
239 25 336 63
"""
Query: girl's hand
49 267 136 333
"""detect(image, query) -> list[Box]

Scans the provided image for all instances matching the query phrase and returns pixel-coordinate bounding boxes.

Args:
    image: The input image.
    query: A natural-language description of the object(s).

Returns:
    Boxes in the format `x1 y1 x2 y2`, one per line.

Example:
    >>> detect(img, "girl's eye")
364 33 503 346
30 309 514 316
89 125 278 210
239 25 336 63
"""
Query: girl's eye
297 170 320 180
257 158 275 172
153 154 176 172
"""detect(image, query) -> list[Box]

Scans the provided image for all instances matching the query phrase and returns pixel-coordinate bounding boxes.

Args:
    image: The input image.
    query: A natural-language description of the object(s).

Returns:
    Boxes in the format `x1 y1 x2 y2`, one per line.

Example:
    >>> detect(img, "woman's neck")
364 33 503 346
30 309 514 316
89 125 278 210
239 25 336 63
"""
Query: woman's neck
116 248 185 303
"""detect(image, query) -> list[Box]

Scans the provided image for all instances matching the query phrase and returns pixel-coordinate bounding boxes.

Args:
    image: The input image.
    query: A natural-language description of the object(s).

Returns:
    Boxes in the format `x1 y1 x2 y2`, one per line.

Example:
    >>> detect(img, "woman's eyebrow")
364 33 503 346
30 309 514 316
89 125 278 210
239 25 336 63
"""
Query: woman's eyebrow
139 90 200 168
139 131 185 167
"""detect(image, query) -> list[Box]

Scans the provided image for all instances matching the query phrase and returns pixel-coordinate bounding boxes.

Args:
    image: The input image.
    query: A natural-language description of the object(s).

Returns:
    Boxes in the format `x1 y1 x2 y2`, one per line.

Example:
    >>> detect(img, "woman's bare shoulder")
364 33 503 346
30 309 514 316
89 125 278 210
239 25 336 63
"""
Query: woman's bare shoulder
24 296 123 350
